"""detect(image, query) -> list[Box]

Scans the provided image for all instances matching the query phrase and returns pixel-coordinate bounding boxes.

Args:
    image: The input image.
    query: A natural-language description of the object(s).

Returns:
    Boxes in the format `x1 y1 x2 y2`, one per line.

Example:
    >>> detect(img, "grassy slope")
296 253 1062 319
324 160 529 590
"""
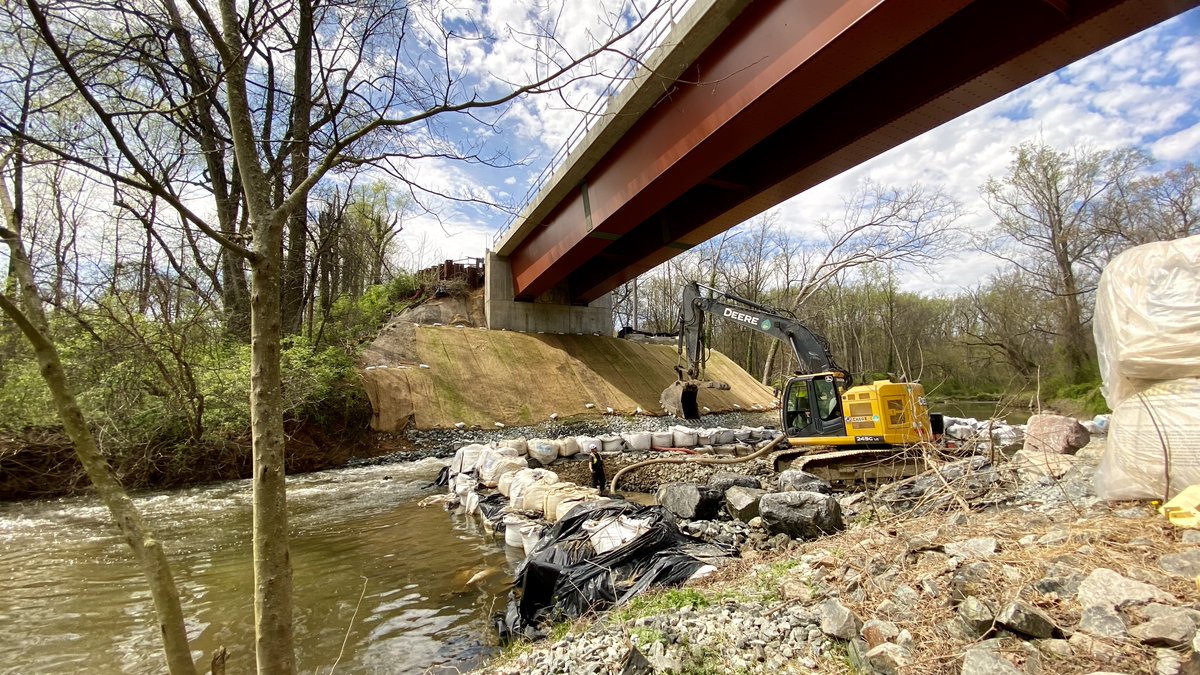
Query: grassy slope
362 327 776 430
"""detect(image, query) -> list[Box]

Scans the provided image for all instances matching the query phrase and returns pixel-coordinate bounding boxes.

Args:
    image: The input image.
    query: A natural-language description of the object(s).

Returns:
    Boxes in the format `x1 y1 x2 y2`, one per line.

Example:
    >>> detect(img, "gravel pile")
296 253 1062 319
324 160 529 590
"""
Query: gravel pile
477 435 1200 675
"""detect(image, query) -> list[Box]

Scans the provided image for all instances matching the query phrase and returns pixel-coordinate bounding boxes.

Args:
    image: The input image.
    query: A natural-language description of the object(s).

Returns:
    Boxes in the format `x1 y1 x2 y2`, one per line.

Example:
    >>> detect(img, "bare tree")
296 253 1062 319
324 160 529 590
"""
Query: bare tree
982 142 1146 385
6 0 670 670
759 180 961 384
0 148 197 675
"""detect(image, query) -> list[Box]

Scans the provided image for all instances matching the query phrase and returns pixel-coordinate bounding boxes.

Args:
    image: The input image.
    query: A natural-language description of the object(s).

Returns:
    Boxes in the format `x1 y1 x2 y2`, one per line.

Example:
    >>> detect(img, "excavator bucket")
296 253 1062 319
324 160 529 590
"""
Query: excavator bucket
661 381 699 419
660 380 730 419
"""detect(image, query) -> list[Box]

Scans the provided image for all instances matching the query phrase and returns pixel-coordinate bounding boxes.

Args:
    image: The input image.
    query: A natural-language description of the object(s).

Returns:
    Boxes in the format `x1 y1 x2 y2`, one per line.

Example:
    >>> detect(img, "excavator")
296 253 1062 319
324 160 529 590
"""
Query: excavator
660 281 943 486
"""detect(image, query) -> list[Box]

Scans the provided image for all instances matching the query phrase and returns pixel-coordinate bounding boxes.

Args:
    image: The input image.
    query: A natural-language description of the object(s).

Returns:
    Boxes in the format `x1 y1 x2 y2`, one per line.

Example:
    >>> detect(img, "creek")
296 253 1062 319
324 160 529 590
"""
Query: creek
0 458 517 674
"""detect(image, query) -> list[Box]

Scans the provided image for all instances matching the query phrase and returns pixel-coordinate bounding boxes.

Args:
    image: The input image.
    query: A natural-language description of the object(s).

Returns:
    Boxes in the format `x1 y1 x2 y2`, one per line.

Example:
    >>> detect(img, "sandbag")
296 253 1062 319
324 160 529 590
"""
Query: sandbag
576 436 601 454
672 425 698 447
1095 378 1200 500
482 457 528 488
520 524 543 557
582 514 653 554
600 434 626 452
1094 235 1200 405
503 515 529 548
696 429 715 445
519 481 561 514
651 431 674 447
544 485 598 521
463 491 480 517
450 443 488 474
498 437 529 455
528 439 560 466
509 468 558 506
555 498 590 522
498 471 517 497
558 436 581 457
624 432 652 451
712 429 736 445
474 446 518 486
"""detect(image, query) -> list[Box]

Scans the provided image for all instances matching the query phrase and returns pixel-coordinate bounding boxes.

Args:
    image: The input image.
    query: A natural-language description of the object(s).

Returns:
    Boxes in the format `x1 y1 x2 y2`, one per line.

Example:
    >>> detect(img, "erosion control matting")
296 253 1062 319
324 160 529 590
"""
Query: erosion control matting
361 328 775 430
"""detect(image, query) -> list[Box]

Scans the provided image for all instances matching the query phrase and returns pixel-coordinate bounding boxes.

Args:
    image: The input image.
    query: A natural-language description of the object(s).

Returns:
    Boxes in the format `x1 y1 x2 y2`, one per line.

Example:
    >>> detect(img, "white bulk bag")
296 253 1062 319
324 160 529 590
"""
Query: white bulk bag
498 437 529 455
463 491 480 517
576 436 601 454
558 436 581 457
520 524 543 557
713 429 736 445
582 515 651 554
508 468 558 506
528 439 560 466
480 456 528 488
600 434 626 452
697 429 715 445
1094 234 1200 405
672 425 698 447
503 515 528 548
498 470 518 497
1095 378 1200 500
519 481 560 514
450 443 488 474
651 431 674 447
623 432 652 451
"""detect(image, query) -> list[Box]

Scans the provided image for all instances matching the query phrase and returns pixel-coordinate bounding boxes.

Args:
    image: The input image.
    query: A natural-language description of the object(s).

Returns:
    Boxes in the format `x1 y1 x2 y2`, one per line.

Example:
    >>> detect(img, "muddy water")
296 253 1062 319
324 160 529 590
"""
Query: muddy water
0 458 518 674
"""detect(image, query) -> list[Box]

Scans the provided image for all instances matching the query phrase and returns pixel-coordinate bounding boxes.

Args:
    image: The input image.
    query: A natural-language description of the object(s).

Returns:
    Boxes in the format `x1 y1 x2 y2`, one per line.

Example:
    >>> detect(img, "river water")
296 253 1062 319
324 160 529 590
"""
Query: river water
0 458 519 674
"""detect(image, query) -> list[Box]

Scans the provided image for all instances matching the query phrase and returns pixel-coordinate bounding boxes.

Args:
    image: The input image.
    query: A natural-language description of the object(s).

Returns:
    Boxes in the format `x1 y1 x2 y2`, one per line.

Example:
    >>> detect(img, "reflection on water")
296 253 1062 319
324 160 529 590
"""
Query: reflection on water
935 400 1032 425
0 458 516 674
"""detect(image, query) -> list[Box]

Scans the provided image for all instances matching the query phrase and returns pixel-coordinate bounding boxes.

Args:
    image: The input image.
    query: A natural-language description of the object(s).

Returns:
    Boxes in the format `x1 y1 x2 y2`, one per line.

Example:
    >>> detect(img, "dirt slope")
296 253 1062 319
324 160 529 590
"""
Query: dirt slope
361 327 775 430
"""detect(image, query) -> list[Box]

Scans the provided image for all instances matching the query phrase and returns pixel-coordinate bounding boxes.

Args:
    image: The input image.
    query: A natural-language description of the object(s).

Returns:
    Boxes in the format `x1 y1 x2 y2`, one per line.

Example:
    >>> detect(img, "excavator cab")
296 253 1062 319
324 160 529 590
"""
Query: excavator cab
782 374 848 438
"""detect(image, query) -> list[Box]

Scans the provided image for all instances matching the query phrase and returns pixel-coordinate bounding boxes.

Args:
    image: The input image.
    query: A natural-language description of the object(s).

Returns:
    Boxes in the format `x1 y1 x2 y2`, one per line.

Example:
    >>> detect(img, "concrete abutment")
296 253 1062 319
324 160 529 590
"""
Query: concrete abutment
484 250 613 334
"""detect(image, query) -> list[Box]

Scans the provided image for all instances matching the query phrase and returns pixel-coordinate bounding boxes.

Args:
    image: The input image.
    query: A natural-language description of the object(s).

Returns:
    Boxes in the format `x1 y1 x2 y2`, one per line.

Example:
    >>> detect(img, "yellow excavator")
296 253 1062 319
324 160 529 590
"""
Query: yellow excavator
660 282 943 485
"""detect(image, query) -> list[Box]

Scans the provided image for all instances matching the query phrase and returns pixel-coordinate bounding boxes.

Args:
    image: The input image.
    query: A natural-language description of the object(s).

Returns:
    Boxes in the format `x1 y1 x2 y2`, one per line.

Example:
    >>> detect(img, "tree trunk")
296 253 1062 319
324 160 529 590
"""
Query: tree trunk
248 214 295 674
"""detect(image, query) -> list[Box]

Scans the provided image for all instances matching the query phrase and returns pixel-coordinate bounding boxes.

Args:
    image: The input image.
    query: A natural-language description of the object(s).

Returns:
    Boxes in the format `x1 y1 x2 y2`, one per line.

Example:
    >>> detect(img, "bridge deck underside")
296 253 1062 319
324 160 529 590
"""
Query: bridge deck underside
508 0 1197 303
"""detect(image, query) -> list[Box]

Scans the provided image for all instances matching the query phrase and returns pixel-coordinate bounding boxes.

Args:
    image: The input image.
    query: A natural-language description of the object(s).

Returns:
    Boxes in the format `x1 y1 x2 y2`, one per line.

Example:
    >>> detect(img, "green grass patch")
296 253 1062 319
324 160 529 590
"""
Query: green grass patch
612 588 712 624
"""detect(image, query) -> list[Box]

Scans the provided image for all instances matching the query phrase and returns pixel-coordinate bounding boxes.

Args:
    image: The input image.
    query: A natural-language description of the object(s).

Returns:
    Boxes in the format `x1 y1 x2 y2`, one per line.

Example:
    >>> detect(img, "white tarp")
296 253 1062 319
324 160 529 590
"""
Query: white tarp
1095 378 1200 500
1094 234 1200 406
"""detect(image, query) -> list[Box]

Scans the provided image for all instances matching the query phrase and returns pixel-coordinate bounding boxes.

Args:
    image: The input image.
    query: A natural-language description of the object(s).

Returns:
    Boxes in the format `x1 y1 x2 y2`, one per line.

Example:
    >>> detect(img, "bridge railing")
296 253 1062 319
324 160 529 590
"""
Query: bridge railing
491 0 694 248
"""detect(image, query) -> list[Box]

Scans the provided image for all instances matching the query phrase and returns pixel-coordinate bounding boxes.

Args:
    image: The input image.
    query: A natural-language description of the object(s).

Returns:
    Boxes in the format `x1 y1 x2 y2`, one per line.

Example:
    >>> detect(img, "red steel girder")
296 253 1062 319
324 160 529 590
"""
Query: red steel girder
509 0 1199 303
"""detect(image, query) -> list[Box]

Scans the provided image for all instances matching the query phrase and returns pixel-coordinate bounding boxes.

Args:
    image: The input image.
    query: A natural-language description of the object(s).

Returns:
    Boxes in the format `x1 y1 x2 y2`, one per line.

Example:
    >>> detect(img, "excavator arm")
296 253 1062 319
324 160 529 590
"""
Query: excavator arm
677 281 844 380
662 281 845 417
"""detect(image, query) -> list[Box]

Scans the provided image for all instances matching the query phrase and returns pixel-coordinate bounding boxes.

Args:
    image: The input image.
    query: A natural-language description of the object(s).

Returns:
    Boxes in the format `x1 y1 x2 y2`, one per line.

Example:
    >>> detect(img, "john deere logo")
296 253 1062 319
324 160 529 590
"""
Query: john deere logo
760 319 772 330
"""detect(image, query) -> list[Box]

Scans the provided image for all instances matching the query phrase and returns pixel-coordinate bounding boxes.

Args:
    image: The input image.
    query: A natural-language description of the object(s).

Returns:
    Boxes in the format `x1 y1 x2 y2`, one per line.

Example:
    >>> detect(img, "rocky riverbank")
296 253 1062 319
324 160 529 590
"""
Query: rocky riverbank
476 436 1200 675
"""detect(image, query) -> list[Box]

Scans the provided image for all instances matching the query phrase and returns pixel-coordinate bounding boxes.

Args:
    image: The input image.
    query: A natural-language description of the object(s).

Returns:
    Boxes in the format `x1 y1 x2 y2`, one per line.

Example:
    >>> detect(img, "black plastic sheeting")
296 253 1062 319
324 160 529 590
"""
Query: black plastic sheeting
497 501 718 640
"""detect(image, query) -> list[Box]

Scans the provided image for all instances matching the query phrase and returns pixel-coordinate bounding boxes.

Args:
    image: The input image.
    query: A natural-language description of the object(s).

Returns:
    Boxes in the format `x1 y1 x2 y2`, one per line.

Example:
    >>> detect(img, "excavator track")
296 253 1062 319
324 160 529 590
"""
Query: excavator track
772 447 928 489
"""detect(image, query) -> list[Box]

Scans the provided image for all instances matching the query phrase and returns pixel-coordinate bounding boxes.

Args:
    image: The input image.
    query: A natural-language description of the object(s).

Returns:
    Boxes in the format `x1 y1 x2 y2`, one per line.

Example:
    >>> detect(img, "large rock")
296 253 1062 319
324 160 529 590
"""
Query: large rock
1158 549 1200 578
1077 568 1173 610
655 482 723 520
1130 612 1197 647
759 491 844 540
818 599 862 639
1010 450 1080 481
725 486 767 523
1078 605 1128 638
1022 414 1090 455
958 596 997 637
708 471 762 495
962 639 1043 675
777 469 834 494
996 600 1059 639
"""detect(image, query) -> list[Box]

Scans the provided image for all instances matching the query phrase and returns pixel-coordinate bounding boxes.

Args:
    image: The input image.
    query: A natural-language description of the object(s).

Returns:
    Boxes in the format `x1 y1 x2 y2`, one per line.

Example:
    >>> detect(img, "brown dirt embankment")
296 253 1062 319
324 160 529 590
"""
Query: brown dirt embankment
360 327 776 431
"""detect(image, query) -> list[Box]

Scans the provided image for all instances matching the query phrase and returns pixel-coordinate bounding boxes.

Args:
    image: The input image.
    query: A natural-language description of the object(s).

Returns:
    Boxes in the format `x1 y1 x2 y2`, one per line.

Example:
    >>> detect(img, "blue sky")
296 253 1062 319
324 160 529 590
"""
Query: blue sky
397 4 1200 292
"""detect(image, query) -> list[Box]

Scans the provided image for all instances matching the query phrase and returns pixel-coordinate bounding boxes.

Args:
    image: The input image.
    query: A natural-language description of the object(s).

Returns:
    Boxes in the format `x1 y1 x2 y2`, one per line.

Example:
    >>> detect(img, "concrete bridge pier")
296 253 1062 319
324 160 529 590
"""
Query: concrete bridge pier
484 250 613 334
